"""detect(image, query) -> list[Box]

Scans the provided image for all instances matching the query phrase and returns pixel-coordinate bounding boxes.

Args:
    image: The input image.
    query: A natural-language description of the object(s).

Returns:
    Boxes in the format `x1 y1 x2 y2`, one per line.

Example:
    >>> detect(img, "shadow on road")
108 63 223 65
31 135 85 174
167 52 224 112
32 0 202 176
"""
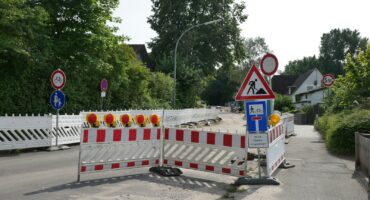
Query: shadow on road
24 172 261 198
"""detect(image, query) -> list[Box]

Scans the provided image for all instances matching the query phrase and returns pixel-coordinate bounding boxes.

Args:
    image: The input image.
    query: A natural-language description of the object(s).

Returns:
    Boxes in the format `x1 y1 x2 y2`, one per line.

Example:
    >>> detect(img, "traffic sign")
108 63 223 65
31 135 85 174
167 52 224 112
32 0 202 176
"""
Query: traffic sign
260 53 278 76
245 101 268 133
245 101 269 148
50 69 66 90
100 79 108 91
321 74 335 87
235 65 275 101
50 90 65 110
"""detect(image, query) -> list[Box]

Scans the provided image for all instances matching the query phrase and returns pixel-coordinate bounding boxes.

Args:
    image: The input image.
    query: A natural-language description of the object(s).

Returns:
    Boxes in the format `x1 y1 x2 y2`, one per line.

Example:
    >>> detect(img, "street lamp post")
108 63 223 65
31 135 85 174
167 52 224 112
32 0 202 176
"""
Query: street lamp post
173 19 222 108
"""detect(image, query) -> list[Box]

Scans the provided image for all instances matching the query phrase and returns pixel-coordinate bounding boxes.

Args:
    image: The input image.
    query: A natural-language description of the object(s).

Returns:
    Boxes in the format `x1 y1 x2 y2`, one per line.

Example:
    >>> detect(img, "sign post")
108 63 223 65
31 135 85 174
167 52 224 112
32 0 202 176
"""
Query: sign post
321 74 335 107
235 60 279 185
50 69 66 150
100 79 108 111
260 53 279 115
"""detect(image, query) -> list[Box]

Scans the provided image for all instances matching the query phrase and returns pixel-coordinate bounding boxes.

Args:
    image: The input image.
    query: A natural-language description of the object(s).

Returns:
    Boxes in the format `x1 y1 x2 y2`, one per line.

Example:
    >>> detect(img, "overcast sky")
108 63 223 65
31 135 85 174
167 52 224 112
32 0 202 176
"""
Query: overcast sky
113 0 370 71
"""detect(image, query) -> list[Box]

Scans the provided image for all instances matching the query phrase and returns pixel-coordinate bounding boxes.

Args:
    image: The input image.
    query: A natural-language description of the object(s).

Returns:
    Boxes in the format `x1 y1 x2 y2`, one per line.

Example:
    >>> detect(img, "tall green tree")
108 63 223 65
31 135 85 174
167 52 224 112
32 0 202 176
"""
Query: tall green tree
0 0 175 115
283 28 368 76
283 56 320 75
148 0 247 107
0 0 52 114
329 44 370 112
319 28 368 76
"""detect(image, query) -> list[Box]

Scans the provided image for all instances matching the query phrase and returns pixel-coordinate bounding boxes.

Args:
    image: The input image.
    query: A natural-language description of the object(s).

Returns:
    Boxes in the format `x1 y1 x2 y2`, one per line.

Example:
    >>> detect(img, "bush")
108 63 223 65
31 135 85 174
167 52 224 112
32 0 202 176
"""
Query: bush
274 93 294 112
315 109 370 155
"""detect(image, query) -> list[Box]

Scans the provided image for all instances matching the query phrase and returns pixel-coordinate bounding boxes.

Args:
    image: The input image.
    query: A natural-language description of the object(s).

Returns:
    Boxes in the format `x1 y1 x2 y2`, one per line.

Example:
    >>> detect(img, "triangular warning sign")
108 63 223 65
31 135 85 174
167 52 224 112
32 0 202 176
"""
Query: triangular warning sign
235 65 275 101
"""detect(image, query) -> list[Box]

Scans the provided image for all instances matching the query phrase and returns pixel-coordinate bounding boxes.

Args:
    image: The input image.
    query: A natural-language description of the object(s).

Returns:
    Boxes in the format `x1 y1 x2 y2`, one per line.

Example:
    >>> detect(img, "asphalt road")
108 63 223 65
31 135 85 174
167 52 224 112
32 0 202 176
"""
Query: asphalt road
0 113 368 200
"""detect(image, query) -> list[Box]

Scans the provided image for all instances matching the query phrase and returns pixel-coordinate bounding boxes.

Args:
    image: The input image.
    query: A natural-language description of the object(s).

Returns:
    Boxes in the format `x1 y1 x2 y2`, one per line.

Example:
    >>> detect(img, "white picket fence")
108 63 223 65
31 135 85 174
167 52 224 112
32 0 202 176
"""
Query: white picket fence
0 109 220 151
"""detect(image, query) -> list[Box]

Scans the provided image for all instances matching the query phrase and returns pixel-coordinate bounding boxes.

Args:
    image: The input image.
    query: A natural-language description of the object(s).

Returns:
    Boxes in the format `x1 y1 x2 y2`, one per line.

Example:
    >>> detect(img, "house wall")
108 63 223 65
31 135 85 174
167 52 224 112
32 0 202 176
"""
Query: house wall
309 89 325 105
291 69 323 103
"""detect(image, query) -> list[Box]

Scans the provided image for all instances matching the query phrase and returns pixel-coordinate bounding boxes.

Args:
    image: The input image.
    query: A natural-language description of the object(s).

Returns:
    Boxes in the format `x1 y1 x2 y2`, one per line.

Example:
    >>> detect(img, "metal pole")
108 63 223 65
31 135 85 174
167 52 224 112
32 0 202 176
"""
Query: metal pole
160 109 165 166
244 102 248 177
255 115 261 179
56 109 59 146
77 124 83 182
173 19 222 108
100 96 102 111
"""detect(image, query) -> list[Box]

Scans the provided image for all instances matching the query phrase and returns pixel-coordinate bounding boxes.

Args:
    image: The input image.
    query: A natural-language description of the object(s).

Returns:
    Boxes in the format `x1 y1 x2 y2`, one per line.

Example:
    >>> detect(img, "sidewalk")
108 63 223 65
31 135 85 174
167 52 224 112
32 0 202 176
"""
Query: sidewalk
238 125 368 200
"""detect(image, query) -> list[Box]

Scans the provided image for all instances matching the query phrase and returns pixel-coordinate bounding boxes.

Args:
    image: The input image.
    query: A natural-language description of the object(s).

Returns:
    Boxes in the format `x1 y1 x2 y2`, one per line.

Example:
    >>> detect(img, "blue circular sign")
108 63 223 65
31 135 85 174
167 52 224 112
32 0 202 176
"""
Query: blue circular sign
50 90 65 110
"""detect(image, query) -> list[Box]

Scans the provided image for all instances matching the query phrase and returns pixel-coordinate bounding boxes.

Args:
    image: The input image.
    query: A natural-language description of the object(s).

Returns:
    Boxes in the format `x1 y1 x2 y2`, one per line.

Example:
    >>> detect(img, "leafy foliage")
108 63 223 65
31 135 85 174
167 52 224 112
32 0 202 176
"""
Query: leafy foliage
315 109 370 155
328 44 370 112
274 93 294 112
0 0 173 115
283 28 368 76
148 0 247 107
284 56 320 75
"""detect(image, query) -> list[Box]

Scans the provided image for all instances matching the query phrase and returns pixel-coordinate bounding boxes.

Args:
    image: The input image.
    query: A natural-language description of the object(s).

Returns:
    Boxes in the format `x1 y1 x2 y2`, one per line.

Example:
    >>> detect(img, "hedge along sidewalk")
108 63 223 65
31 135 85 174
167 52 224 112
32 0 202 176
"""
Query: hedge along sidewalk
314 109 370 155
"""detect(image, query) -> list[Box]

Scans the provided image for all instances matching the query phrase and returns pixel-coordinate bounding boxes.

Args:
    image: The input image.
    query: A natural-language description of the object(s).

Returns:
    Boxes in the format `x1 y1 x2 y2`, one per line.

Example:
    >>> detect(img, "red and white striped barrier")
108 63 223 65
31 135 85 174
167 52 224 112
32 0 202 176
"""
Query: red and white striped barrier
266 123 286 176
163 128 247 177
78 127 161 178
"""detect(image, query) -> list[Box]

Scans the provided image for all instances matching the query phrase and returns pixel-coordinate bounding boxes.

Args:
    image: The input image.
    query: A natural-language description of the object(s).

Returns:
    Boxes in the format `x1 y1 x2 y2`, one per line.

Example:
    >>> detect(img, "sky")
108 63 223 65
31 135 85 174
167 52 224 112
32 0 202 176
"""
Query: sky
113 0 370 71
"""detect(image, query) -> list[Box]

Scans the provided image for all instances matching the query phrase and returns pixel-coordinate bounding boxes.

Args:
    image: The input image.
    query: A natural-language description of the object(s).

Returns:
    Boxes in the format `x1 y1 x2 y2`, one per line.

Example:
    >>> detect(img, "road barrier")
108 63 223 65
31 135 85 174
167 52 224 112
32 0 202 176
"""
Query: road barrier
281 113 295 137
266 122 285 176
77 111 292 185
162 128 247 177
78 127 161 180
51 114 81 146
0 115 52 150
355 132 370 190
0 109 219 151
77 112 246 180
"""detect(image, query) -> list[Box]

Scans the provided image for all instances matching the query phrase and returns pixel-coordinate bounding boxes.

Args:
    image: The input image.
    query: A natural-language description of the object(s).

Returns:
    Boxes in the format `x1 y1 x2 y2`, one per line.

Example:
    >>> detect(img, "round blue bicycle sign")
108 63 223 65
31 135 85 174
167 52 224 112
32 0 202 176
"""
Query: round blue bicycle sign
50 90 65 110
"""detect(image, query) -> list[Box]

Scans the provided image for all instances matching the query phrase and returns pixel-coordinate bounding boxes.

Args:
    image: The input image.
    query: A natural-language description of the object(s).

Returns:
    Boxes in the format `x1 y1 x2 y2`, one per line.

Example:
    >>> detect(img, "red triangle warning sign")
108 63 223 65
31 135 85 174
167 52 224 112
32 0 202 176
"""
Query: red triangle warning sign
235 65 275 101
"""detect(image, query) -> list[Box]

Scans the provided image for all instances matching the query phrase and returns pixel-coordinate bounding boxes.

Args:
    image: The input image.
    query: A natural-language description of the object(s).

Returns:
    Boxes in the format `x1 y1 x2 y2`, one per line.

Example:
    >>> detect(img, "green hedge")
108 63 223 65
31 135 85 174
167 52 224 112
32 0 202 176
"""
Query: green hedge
314 109 370 155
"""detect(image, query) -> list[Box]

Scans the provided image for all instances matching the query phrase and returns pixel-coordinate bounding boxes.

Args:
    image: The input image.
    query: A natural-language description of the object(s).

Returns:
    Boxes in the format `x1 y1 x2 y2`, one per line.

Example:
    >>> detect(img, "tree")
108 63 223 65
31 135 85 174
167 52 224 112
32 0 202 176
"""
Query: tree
329 44 370 112
274 93 294 112
319 28 368 76
0 0 175 115
283 56 320 75
283 28 368 76
148 0 247 107
237 37 271 81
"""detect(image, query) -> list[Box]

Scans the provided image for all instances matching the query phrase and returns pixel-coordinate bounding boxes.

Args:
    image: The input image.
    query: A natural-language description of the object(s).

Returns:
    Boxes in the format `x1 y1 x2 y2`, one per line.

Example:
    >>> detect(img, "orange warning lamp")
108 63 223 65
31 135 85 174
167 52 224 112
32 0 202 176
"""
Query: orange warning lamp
269 113 281 126
135 114 147 127
86 113 100 128
120 114 133 127
104 113 117 127
149 114 160 127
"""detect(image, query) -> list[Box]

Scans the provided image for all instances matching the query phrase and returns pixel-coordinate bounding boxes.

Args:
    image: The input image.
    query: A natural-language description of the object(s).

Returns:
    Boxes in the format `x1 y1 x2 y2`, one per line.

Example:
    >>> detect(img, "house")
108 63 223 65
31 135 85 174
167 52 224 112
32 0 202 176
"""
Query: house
128 44 154 70
272 68 326 109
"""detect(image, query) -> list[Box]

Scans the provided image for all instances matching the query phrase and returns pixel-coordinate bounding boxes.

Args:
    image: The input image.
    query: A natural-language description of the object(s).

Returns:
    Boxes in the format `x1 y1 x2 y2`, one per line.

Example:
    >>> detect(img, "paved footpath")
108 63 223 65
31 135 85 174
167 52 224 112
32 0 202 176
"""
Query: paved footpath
0 114 368 199
239 124 369 200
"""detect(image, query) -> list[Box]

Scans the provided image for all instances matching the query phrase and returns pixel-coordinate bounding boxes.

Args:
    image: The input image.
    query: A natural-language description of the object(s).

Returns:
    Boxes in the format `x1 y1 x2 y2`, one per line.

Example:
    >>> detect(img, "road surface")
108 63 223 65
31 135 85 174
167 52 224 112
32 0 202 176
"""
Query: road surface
0 113 368 199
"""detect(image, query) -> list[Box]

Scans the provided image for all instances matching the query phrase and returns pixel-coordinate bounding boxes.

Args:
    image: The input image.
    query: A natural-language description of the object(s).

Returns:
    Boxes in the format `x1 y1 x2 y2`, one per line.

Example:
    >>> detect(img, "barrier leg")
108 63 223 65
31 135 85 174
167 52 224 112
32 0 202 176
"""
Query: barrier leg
149 110 182 176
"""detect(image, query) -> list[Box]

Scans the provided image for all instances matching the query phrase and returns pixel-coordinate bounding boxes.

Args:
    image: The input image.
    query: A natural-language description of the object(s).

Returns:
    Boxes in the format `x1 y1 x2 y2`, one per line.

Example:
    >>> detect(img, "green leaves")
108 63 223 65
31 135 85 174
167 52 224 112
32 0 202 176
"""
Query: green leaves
0 0 175 114
283 28 368 76
328 44 370 112
148 0 247 107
